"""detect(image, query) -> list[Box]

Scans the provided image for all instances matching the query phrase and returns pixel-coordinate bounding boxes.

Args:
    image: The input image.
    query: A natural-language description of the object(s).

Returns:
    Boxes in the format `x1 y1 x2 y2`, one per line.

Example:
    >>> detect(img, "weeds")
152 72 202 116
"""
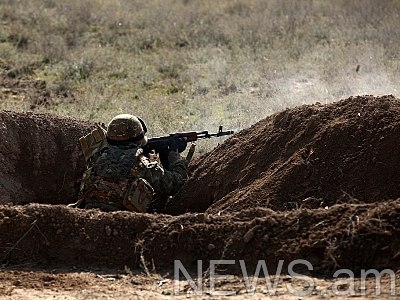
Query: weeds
0 0 399 153
2 220 48 264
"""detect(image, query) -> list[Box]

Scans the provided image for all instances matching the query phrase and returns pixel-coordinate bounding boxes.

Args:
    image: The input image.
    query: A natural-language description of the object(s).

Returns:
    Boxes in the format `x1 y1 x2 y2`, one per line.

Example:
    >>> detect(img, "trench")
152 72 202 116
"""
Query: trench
0 111 93 205
2 97 400 275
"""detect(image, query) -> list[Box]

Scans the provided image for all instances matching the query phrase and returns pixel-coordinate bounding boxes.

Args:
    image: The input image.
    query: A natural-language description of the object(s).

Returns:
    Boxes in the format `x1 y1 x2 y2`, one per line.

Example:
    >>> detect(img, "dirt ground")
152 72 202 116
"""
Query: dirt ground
1 266 399 299
1 92 400 298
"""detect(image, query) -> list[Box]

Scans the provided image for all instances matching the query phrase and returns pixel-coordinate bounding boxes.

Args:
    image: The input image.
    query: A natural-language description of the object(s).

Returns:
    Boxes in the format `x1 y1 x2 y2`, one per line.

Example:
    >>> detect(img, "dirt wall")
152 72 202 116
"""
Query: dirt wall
168 95 400 214
0 111 94 204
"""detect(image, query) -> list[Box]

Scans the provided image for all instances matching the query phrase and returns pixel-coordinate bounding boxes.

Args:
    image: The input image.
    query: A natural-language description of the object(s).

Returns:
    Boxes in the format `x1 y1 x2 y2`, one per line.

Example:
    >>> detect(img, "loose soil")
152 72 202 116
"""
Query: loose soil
1 95 400 298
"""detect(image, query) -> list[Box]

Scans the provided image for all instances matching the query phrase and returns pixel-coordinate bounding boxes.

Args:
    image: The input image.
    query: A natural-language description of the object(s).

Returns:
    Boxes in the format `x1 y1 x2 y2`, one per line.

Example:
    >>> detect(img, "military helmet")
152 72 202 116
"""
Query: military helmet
106 114 148 146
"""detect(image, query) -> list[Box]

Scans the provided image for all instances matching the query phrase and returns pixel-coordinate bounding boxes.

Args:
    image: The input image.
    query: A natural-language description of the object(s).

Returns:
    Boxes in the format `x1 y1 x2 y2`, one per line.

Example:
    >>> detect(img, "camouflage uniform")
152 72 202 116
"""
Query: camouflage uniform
77 141 187 213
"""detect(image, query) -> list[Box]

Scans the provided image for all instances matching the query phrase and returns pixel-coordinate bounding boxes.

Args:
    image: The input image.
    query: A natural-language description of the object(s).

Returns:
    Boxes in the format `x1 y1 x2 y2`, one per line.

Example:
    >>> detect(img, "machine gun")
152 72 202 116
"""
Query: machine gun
142 126 234 169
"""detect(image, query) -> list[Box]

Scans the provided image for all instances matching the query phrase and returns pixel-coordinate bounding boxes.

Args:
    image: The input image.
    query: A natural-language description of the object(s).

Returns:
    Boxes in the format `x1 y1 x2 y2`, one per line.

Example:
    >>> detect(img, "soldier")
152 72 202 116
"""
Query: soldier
71 114 188 213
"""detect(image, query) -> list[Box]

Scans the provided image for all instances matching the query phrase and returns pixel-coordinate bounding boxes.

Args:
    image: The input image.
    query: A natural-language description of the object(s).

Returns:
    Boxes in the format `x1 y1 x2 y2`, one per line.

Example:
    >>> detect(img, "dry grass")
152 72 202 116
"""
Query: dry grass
0 0 399 149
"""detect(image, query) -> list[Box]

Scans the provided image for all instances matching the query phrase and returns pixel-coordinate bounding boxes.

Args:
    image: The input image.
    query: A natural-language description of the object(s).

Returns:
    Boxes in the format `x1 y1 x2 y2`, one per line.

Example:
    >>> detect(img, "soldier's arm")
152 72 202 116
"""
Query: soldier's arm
141 152 188 197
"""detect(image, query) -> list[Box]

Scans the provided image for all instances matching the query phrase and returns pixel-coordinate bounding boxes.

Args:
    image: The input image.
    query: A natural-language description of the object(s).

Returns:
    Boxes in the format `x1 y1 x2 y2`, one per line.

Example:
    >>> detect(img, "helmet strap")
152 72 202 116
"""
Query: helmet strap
138 117 147 134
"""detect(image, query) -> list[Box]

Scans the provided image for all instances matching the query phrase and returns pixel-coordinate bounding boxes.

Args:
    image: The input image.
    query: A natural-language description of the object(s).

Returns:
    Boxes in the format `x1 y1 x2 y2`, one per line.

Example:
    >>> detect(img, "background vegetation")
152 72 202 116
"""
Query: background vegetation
0 0 399 152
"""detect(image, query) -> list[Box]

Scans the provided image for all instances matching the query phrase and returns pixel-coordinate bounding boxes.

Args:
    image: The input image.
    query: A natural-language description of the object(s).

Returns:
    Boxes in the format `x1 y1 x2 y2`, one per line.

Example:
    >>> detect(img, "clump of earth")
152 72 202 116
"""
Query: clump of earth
1 95 400 295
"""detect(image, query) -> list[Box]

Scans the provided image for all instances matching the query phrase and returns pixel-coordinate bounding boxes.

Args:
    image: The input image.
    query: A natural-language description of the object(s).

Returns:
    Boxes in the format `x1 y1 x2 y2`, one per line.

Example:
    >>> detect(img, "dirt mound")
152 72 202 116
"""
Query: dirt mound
0 111 94 204
1 95 400 279
1 201 400 274
168 95 400 214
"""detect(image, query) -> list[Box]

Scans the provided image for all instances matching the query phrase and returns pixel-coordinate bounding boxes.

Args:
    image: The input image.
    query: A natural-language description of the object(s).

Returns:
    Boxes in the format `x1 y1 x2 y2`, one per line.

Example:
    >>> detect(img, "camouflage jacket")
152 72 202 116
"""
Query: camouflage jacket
77 141 188 213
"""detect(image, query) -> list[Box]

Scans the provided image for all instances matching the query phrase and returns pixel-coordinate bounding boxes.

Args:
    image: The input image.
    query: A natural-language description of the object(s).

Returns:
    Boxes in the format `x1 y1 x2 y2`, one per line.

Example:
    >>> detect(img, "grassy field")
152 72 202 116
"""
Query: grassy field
0 0 399 151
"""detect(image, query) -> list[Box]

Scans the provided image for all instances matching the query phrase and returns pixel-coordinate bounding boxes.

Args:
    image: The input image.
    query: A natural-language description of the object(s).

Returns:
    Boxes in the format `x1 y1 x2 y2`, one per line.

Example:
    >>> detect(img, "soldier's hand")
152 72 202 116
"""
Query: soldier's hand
168 150 182 165
169 137 187 153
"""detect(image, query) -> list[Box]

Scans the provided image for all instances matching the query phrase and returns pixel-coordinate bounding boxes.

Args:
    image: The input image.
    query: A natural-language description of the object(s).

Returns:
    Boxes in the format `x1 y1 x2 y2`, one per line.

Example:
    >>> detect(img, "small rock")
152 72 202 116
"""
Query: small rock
243 229 254 243
105 226 111 236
